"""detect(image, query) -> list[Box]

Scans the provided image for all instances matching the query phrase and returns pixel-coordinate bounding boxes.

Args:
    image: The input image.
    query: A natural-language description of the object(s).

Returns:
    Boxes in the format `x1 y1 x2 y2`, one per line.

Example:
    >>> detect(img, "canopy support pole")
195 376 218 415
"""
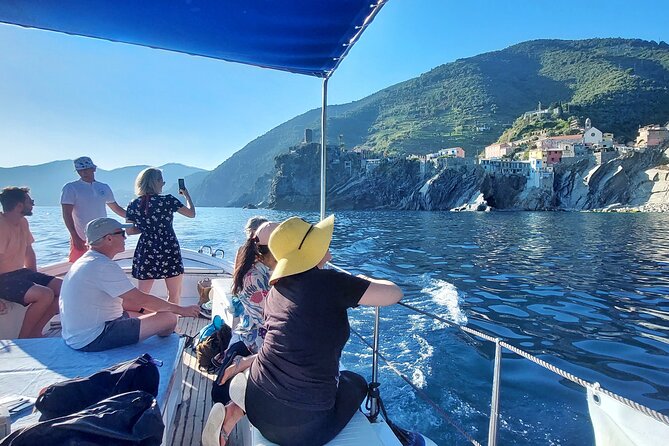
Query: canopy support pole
320 77 328 221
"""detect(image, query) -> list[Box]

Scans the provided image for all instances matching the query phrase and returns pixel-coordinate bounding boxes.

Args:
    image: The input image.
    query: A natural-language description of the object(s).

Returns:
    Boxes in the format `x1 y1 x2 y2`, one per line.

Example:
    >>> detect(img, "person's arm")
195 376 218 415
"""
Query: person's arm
24 245 37 271
357 275 403 307
107 201 126 219
219 354 257 385
176 189 196 218
61 204 86 251
120 288 200 317
126 225 141 236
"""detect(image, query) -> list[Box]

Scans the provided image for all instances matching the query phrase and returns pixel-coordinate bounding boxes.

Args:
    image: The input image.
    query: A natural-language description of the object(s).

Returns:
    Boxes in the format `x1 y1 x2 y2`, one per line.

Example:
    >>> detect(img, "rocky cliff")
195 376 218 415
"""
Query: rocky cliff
269 144 669 212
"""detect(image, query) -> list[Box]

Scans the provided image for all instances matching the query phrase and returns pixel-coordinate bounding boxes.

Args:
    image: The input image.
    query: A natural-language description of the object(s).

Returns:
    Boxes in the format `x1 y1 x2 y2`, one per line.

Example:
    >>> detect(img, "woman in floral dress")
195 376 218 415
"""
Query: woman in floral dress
211 221 278 405
126 167 195 304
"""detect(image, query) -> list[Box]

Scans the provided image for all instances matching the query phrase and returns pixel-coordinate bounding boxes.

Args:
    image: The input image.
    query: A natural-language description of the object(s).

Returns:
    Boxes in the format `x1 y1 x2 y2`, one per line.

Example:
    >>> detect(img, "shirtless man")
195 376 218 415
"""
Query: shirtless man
0 187 61 338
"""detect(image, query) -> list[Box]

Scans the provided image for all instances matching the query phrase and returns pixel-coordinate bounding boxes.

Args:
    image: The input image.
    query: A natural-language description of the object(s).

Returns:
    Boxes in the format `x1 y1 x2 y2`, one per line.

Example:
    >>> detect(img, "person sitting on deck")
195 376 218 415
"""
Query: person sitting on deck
212 221 278 404
233 216 268 267
202 215 404 446
0 186 61 339
59 217 199 352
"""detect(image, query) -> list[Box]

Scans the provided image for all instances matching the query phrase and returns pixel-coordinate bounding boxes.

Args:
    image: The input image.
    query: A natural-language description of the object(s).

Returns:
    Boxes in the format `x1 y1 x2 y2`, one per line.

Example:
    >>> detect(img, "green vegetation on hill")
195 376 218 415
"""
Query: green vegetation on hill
194 38 669 206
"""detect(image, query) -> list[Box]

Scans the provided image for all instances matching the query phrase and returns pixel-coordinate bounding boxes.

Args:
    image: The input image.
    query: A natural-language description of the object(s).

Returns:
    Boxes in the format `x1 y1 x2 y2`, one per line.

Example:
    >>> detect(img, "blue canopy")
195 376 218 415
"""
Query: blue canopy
0 0 387 78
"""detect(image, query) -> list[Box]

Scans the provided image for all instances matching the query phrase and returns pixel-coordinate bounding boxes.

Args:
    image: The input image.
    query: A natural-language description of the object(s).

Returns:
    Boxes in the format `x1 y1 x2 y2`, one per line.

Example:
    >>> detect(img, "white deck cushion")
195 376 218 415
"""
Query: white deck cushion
250 410 385 446
0 333 184 440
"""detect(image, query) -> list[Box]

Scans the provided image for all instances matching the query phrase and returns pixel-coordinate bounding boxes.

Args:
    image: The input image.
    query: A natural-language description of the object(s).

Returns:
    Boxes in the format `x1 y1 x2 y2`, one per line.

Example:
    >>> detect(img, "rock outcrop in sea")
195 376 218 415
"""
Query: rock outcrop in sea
267 143 669 212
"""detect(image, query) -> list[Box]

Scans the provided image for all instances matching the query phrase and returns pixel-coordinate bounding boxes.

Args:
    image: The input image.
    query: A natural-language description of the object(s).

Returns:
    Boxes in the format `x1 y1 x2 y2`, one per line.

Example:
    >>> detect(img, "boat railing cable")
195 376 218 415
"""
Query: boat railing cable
328 262 669 445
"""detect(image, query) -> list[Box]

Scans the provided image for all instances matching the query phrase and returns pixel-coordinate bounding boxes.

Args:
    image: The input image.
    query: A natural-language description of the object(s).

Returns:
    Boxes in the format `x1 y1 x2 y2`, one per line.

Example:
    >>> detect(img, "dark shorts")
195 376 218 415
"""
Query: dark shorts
0 268 56 306
80 312 141 352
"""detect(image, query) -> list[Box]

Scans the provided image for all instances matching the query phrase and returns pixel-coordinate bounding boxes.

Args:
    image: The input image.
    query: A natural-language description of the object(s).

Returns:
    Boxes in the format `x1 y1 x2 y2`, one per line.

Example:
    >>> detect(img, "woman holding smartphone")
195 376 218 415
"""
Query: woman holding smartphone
126 168 195 305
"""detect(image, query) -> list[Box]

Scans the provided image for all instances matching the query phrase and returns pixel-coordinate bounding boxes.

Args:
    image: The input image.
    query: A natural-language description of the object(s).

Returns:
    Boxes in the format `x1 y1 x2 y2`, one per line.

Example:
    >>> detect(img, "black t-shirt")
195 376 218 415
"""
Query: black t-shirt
249 268 370 411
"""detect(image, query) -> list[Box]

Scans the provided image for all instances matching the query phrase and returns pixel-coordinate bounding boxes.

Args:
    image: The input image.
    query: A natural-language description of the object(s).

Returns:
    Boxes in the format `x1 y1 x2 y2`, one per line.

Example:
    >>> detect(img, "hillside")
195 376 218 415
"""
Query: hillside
193 38 669 206
0 162 206 206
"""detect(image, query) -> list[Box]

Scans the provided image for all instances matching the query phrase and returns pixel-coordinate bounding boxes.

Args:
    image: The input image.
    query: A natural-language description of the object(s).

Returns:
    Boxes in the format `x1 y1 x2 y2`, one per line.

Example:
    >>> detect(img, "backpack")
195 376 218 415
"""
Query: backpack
1 391 164 446
34 353 160 421
194 317 232 373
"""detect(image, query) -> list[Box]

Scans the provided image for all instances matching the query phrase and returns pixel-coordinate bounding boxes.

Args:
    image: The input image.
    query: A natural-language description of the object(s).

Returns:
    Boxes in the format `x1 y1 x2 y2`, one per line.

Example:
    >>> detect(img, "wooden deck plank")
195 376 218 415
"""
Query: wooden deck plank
170 315 212 446
170 316 199 446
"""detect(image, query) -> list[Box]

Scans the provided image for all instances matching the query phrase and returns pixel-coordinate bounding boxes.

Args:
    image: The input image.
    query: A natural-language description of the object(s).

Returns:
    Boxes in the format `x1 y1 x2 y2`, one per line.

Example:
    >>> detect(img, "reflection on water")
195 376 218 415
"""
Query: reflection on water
31 207 669 445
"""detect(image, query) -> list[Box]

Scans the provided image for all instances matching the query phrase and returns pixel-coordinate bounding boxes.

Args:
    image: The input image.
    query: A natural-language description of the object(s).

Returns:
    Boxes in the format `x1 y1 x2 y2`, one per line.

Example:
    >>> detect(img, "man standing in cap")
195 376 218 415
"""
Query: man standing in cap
59 217 200 351
0 186 61 338
61 156 126 263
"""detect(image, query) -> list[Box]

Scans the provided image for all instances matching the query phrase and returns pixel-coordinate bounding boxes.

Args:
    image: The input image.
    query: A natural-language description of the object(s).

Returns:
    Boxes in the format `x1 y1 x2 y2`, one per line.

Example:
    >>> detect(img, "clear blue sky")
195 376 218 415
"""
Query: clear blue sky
1 0 668 170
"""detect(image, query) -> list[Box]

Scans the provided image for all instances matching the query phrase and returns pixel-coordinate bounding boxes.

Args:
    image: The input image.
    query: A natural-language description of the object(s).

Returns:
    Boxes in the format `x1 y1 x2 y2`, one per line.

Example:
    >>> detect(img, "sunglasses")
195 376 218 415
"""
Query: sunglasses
110 230 126 237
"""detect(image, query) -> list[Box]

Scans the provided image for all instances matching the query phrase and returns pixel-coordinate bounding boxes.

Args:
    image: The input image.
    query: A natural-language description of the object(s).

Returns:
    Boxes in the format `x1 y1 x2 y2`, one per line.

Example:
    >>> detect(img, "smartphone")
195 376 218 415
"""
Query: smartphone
178 178 185 191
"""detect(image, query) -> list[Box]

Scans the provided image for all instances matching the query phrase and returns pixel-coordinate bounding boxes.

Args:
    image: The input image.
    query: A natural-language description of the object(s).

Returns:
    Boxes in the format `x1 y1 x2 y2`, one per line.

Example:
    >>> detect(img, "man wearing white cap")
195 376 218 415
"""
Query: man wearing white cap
59 217 200 351
60 156 126 263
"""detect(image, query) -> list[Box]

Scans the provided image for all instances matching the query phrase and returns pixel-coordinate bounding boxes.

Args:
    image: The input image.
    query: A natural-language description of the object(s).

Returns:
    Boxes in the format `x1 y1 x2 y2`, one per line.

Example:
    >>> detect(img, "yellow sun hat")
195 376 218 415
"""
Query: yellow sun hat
268 215 335 283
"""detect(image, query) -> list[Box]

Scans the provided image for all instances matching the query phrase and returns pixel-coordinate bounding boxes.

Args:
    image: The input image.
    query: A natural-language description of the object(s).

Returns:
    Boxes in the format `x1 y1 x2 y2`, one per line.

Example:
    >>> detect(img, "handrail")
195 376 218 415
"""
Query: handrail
329 262 669 445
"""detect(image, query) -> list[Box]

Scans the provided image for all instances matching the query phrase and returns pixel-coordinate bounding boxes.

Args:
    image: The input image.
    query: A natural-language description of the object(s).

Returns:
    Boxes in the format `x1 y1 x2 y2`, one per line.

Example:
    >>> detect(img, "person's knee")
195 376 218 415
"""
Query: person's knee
158 312 178 334
24 285 54 305
165 312 178 328
342 371 368 400
48 277 63 296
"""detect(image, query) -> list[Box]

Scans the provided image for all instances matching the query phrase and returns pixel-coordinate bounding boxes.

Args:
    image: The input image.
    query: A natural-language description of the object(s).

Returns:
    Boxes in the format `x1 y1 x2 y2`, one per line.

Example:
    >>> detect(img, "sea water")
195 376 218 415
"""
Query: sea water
30 207 669 445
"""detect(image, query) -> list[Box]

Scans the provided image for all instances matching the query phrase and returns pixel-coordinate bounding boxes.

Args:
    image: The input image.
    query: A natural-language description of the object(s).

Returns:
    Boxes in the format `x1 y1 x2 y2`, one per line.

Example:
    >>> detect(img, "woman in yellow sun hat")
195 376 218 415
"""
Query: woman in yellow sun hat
203 214 403 446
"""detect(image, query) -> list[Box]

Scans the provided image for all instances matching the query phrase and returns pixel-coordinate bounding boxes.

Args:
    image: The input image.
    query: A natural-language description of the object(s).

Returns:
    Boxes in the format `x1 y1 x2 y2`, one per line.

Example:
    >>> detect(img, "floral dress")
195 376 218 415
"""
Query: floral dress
126 194 184 280
233 262 271 353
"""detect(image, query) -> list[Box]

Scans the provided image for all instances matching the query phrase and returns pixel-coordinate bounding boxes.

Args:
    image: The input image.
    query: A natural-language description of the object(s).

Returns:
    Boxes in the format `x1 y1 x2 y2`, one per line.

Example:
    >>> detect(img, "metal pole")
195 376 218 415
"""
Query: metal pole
368 306 381 421
320 77 328 221
488 339 502 446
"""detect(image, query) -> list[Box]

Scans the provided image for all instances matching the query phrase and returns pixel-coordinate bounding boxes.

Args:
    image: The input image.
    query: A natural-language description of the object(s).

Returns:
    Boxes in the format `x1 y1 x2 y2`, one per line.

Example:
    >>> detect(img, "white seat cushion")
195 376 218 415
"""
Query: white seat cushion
250 410 385 446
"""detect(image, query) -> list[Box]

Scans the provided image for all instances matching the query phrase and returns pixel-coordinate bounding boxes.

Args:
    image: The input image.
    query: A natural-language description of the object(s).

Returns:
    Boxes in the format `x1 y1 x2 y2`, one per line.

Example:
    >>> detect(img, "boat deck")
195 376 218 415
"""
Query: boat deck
169 315 214 446
46 314 212 445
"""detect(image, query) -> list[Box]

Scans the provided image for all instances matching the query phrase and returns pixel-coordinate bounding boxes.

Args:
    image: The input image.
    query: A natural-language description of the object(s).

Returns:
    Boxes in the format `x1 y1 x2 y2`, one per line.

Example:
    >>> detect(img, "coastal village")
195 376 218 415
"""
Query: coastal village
350 105 669 190
274 106 669 211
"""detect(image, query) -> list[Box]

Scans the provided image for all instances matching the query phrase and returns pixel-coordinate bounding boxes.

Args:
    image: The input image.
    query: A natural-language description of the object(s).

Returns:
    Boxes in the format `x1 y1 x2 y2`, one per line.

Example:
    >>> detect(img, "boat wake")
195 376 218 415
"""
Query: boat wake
421 278 468 326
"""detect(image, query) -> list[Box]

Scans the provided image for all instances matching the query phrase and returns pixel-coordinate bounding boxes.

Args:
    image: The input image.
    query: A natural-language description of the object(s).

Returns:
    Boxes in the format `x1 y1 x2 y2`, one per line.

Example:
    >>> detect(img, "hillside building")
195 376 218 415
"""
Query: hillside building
363 158 382 173
478 158 553 188
536 134 583 151
438 147 466 158
484 142 514 159
635 125 669 148
480 159 528 175
583 126 603 145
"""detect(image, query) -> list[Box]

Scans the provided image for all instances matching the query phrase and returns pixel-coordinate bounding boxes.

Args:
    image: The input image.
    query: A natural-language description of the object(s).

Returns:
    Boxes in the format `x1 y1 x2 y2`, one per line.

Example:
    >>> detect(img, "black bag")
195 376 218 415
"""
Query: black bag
195 324 231 373
1 391 164 446
35 353 160 421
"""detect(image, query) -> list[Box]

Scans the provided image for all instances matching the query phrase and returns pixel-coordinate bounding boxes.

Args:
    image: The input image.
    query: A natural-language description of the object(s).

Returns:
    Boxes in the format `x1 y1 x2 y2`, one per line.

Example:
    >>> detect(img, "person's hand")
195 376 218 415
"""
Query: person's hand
219 356 243 385
177 304 200 318
73 235 86 251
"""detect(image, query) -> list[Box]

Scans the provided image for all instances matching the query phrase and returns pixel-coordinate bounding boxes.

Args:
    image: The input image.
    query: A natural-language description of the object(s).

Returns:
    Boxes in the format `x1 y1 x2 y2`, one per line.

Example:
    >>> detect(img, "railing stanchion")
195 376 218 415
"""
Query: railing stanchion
488 339 502 446
367 305 381 421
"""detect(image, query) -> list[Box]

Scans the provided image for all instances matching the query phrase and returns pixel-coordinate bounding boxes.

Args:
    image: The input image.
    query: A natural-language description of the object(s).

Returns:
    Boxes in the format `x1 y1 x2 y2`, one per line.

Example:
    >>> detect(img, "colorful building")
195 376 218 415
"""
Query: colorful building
635 125 669 148
484 142 514 159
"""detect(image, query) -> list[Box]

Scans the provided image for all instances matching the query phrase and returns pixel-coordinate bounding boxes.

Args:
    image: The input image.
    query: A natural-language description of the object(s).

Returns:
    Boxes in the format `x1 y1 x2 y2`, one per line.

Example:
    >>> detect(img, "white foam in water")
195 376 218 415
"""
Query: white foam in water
423 279 468 325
